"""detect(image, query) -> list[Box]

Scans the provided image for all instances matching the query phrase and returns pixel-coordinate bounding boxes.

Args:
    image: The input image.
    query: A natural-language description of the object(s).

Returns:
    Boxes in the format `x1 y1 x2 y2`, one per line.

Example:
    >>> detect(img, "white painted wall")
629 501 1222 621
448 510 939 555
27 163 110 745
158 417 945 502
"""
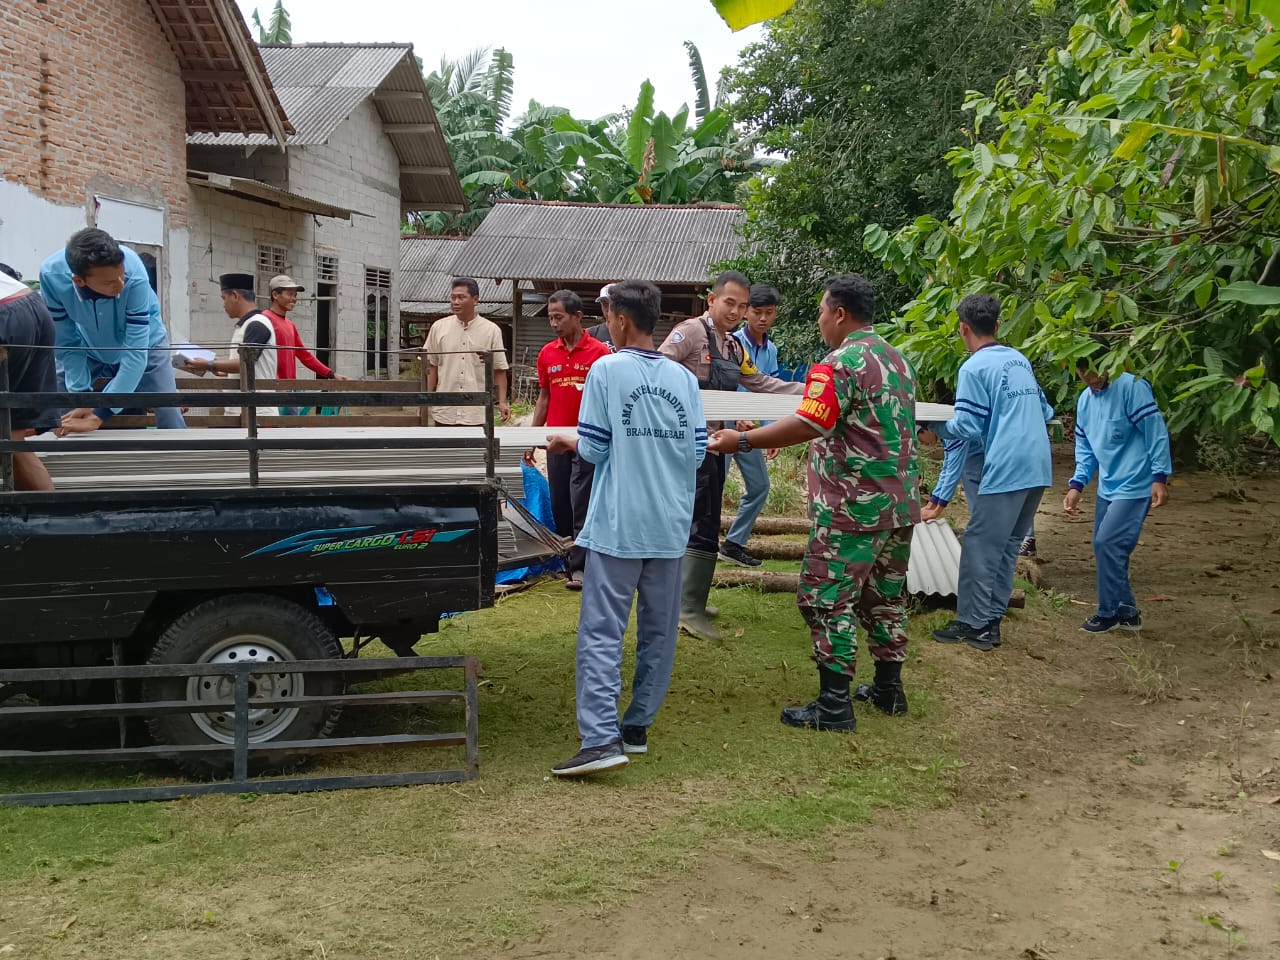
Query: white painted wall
0 177 189 341
0 178 87 279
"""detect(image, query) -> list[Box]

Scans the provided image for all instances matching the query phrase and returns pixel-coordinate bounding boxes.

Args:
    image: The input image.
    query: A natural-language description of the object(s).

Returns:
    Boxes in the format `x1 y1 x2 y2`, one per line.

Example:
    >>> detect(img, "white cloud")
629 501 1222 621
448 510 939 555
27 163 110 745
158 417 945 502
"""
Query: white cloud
236 0 762 121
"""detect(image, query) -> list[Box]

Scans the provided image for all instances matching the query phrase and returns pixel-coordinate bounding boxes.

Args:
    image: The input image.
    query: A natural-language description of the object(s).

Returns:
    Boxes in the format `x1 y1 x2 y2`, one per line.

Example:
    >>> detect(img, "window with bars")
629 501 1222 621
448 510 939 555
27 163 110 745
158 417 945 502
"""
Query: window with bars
256 243 287 291
364 267 392 378
316 254 339 283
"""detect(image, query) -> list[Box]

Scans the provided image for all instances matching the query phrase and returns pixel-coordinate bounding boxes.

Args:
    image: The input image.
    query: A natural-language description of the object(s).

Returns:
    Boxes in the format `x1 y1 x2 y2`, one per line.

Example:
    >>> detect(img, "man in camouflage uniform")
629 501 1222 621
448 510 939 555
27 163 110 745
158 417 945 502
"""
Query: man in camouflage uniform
708 274 921 731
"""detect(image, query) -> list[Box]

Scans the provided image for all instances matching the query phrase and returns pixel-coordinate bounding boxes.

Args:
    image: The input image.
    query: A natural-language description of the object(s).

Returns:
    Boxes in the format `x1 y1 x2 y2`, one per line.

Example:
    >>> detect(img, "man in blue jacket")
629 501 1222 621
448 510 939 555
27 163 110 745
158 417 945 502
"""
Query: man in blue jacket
40 228 185 434
546 279 707 777
922 293 1052 650
1064 350 1172 633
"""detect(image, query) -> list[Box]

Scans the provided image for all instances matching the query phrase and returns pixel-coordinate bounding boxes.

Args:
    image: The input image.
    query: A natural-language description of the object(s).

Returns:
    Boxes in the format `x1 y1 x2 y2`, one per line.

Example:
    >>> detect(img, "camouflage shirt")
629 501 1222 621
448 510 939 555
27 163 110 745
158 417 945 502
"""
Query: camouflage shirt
794 329 922 532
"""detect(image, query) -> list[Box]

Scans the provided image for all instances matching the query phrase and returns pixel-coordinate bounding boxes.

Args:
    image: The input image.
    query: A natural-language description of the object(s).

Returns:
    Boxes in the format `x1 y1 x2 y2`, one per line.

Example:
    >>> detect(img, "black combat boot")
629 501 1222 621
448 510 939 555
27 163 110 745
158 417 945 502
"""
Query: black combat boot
852 659 908 716
780 666 856 732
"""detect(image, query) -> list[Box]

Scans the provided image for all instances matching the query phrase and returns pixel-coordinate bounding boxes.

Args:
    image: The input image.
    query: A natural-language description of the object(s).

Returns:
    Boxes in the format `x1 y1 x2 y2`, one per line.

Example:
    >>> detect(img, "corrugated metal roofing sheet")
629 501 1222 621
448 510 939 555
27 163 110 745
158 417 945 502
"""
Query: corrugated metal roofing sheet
906 520 962 597
448 200 747 284
188 44 464 211
401 237 542 319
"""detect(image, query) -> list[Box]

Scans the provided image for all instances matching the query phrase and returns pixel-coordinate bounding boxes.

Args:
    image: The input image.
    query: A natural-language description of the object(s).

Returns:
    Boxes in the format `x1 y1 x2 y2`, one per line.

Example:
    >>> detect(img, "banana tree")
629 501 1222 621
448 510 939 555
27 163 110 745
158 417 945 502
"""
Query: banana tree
711 0 799 31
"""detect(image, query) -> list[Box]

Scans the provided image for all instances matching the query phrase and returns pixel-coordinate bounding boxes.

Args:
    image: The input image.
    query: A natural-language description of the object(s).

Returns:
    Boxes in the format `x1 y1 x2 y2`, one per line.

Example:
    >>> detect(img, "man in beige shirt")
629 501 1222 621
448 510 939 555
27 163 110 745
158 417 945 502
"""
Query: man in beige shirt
423 277 511 425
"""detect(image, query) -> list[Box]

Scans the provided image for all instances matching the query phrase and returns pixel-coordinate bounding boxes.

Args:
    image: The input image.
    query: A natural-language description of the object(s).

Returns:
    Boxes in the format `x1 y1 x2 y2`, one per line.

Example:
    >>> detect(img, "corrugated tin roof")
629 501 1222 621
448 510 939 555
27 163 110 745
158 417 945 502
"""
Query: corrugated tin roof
189 43 464 211
448 200 746 284
146 0 291 142
400 236 542 319
906 520 962 597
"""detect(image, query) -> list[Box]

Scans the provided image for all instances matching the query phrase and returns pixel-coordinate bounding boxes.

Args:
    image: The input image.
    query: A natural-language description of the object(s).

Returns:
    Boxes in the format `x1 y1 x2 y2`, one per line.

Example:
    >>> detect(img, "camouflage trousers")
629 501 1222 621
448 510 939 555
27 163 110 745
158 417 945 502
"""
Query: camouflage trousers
797 525 914 679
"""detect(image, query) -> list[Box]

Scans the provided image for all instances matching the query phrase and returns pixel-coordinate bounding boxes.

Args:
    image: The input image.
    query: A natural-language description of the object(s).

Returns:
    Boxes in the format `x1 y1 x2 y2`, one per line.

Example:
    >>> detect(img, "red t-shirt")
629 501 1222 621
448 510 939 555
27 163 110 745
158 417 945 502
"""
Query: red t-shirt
537 332 611 426
264 310 332 380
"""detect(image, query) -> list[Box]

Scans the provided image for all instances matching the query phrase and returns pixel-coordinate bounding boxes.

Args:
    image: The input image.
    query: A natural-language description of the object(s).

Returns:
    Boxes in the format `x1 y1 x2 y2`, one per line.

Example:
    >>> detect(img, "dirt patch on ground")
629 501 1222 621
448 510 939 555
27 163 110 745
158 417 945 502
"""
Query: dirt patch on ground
503 456 1280 960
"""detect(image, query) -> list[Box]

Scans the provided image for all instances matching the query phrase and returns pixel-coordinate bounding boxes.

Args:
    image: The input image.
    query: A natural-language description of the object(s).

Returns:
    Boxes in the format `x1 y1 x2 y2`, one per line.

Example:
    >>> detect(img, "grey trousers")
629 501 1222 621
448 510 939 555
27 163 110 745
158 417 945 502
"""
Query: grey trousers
575 550 682 748
958 487 1045 627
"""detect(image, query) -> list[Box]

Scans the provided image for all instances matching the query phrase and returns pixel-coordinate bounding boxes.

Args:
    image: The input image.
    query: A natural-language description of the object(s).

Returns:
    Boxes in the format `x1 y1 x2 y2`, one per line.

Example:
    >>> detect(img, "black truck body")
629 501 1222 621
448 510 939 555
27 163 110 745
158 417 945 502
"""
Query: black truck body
0 358 534 789
0 484 499 657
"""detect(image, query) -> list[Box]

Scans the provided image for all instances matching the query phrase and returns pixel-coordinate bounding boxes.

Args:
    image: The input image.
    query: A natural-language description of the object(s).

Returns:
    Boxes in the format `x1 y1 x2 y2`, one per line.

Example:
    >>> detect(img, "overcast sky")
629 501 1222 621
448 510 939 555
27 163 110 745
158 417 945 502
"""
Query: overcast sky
235 0 763 122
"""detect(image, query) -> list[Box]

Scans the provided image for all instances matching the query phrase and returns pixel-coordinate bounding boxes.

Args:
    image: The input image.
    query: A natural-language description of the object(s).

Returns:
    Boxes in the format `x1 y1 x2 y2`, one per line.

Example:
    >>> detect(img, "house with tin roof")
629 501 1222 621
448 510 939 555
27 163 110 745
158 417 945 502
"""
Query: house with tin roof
186 43 464 378
447 199 747 360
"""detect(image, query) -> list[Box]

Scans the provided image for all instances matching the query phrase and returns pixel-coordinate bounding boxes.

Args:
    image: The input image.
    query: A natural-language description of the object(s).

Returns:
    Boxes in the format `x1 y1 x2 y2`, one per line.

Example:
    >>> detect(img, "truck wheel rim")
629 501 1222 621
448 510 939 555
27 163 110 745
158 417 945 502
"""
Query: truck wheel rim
186 634 302 744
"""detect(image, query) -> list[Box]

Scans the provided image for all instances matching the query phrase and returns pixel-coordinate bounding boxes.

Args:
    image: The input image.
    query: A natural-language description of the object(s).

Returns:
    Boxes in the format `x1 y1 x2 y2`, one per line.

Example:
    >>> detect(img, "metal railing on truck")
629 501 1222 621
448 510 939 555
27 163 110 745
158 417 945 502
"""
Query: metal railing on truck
0 343 503 805
0 343 501 490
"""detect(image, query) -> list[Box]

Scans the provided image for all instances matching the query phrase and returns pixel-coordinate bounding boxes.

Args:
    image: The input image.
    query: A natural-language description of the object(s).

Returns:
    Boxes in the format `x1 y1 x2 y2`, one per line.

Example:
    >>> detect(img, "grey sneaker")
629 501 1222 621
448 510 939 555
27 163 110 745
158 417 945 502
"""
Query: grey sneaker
551 742 628 777
621 725 648 755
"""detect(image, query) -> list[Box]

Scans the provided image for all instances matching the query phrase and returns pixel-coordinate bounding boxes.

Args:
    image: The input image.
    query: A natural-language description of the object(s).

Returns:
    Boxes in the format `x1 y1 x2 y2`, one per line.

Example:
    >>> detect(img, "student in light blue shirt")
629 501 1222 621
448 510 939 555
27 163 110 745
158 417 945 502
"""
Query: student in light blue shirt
545 279 706 778
721 283 784 567
1064 348 1172 633
923 293 1053 651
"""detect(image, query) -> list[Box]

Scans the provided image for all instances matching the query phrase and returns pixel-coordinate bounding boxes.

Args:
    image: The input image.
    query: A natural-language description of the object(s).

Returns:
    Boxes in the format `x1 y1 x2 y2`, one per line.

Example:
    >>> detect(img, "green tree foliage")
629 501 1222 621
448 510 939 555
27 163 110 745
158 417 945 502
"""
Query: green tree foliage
251 1 292 44
721 0 1073 360
413 45 767 234
867 1 1280 444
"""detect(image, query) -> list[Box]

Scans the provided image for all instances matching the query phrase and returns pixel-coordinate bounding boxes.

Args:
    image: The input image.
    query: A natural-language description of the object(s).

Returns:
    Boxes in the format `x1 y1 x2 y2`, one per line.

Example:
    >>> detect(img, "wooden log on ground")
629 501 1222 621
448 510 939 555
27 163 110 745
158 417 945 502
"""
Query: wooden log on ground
721 516 811 535
712 570 801 592
712 570 1028 609
744 538 806 560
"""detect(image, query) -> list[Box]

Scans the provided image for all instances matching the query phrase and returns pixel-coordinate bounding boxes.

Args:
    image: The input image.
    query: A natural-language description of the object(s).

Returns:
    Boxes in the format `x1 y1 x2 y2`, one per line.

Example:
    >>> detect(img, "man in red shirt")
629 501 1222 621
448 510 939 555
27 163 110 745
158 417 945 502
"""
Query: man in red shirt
262 274 346 413
526 289 611 589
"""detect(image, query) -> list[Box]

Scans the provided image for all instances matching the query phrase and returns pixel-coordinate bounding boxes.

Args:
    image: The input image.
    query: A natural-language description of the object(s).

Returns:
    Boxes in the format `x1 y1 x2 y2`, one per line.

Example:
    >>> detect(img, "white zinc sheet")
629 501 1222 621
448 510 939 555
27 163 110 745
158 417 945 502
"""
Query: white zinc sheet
906 520 962 597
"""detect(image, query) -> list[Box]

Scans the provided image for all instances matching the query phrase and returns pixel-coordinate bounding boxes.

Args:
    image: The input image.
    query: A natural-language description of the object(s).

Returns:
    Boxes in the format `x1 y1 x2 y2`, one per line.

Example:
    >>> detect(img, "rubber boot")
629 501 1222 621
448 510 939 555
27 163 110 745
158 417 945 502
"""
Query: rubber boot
679 549 723 642
852 659 908 716
780 666 856 732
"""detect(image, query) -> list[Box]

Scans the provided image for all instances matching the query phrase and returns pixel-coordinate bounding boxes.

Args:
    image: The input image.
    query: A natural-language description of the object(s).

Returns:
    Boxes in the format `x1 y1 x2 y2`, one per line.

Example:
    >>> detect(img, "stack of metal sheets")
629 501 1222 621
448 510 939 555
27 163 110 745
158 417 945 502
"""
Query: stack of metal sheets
37 427 528 498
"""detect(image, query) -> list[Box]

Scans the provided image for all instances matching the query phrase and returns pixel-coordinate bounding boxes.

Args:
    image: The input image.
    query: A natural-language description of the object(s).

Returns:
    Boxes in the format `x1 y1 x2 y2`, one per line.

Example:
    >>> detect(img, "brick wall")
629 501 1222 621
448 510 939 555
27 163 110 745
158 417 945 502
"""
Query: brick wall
0 0 188 226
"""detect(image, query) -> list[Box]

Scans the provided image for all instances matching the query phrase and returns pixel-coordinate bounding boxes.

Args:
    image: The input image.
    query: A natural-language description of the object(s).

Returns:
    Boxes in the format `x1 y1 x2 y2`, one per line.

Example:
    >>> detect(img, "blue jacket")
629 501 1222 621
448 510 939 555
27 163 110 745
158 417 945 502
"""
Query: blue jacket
575 348 707 559
1069 373 1172 500
932 343 1053 502
40 245 169 402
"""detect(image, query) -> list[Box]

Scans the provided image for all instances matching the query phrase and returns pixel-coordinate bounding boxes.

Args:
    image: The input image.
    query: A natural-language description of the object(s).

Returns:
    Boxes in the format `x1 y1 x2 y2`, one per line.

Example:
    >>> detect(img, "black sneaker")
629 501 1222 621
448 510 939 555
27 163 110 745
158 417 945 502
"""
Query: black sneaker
1081 614 1118 633
1018 536 1037 558
621 725 648 755
718 540 763 567
1082 612 1142 633
551 742 628 777
932 619 997 651
987 619 1002 648
1116 609 1142 631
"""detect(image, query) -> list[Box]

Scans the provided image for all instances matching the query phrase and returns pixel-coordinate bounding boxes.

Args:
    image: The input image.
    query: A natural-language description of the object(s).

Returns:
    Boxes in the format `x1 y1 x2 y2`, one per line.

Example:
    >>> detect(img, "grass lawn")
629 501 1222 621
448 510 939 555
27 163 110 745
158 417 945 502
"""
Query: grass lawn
0 568 973 959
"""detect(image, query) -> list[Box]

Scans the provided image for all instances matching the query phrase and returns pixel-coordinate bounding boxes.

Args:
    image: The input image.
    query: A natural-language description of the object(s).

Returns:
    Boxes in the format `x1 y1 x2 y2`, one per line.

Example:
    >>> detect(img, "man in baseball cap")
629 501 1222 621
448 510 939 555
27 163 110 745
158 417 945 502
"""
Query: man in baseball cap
262 274 344 413
586 283 618 351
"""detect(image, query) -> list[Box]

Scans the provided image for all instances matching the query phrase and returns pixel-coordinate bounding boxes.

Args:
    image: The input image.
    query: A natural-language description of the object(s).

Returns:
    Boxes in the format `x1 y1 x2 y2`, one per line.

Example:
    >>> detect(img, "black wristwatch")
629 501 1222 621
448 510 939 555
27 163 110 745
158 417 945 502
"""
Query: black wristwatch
737 432 752 453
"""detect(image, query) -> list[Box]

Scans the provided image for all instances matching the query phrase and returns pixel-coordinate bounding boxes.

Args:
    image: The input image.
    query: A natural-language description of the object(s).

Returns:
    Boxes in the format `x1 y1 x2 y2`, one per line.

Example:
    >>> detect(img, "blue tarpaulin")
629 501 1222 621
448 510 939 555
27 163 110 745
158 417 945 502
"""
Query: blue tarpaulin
495 463 564 585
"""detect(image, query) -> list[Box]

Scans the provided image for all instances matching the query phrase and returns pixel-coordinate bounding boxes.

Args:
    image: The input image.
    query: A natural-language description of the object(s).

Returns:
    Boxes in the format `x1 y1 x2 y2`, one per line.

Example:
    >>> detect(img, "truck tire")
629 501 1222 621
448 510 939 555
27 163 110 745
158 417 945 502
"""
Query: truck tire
142 594 344 777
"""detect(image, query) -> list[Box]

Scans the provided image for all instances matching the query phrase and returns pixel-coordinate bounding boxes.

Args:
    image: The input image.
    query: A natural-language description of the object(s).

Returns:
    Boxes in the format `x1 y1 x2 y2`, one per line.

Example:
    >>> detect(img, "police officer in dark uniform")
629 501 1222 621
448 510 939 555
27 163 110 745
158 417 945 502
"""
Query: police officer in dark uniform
659 271 803 642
